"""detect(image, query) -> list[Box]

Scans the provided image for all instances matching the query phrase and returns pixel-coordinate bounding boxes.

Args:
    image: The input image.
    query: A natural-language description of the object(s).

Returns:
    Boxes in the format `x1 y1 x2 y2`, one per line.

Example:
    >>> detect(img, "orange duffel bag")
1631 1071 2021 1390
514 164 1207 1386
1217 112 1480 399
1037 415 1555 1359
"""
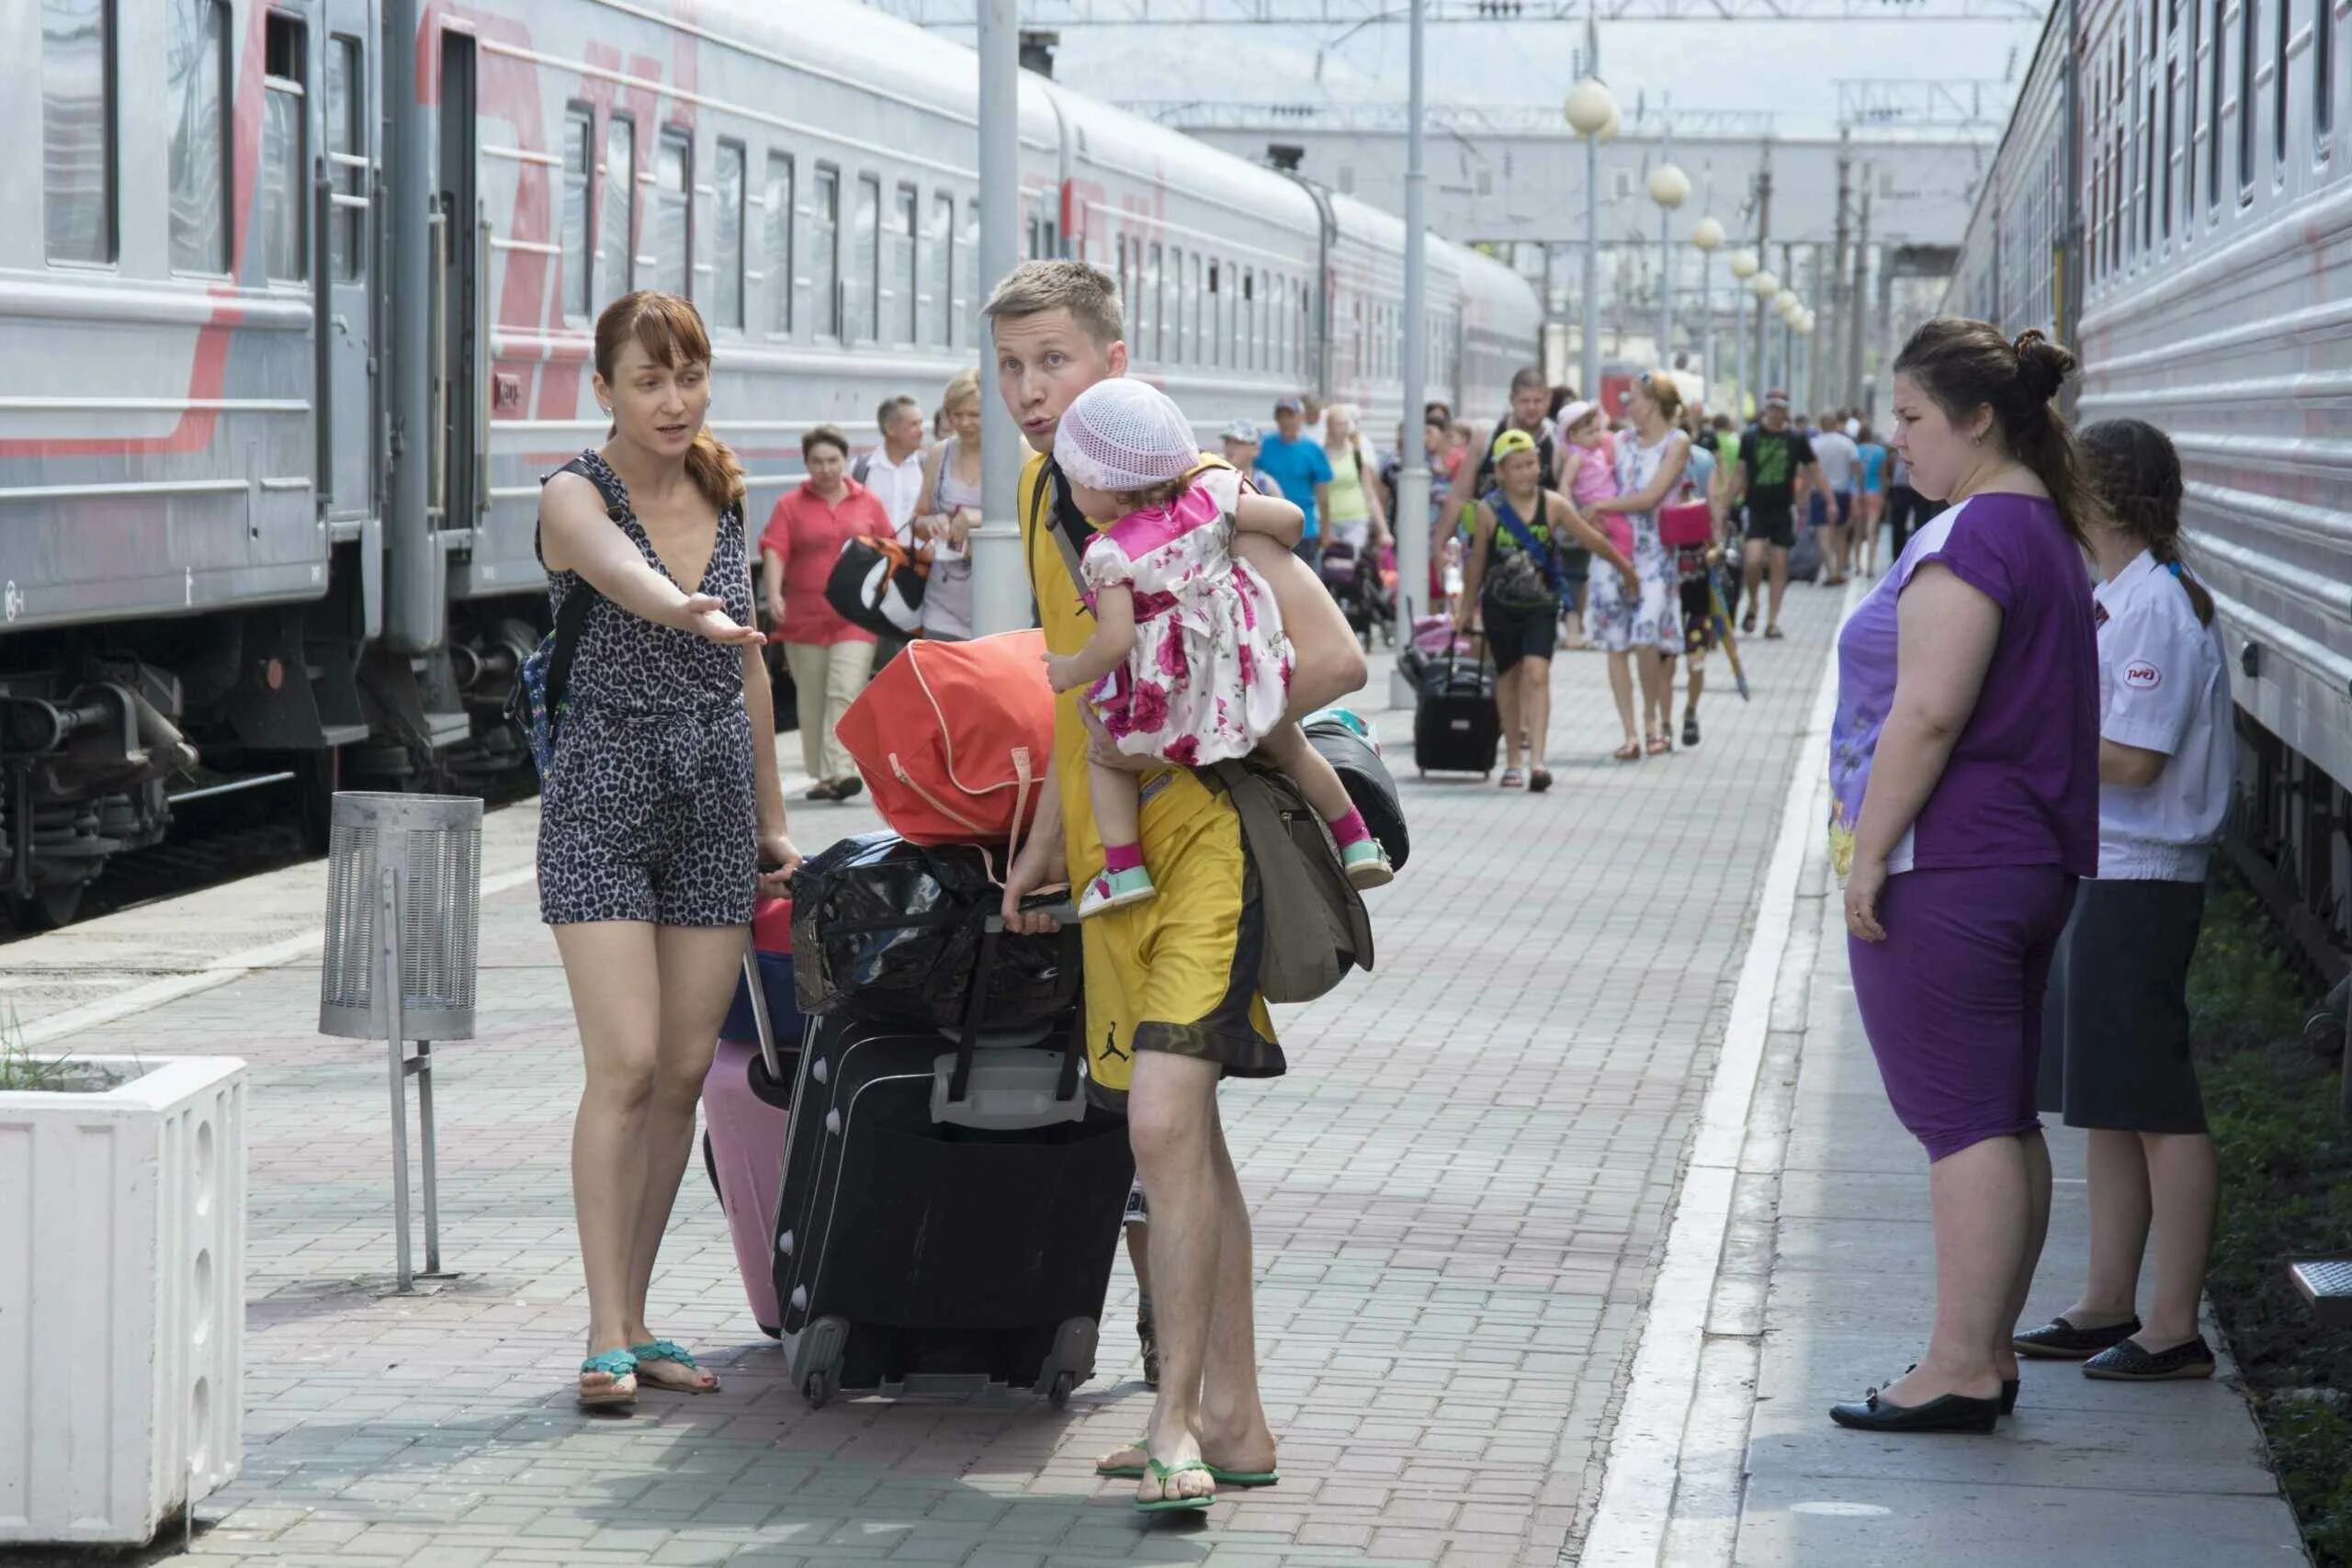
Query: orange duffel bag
834 628 1055 847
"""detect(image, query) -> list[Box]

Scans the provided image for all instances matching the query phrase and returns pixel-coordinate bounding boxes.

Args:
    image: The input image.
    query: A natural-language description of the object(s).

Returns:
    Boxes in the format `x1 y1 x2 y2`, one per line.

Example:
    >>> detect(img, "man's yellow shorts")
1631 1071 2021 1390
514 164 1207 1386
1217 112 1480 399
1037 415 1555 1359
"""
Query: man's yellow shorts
1075 784 1282 1108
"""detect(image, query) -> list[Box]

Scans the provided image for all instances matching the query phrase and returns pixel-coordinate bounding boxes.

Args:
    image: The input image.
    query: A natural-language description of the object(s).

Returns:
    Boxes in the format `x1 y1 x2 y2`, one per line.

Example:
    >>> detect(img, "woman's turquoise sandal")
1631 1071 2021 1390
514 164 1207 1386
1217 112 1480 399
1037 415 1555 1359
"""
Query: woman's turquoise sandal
577 1348 639 1410
1135 1456 1216 1515
628 1339 717 1393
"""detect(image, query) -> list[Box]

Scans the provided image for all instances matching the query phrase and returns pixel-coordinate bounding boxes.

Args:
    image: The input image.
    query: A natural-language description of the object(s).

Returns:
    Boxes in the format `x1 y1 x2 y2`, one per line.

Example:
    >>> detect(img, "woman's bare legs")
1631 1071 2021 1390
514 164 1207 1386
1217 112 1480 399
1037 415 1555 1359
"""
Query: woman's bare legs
1873 1134 2027 1407
1635 647 1672 742
1606 651 1640 750
2058 1129 2217 1350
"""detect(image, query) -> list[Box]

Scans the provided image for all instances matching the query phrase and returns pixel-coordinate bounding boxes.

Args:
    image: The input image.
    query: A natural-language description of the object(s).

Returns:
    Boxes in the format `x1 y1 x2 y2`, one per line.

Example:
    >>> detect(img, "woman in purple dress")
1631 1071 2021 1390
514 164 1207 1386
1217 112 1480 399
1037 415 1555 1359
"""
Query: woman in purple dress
1825 321 2101 1434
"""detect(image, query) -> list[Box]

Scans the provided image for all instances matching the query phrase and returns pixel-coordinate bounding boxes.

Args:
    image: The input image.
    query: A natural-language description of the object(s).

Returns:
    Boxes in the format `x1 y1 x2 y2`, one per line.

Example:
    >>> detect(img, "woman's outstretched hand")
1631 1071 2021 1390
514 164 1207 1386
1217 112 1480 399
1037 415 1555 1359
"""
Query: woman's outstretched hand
674 592 764 647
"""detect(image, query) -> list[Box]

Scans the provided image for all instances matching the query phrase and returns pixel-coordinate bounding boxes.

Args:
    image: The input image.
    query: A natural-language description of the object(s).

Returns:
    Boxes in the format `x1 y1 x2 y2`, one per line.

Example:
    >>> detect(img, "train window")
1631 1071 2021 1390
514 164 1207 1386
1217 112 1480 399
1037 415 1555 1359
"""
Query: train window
561 107 594 320
2320 0 2335 140
653 127 690 299
601 116 636 310
2240 0 2256 192
962 201 979 330
2145 75 2158 251
1148 243 1164 360
261 13 308 283
763 152 793 336
2275 0 2289 172
1189 252 1204 364
891 186 918 344
325 37 365 282
1243 268 1257 371
927 192 954 347
713 141 746 331
2188 0 2202 217
810 165 840 337
2165 62 2177 237
849 175 879 342
1205 261 1221 368
42 0 117 265
2209 0 2224 205
167 0 231 276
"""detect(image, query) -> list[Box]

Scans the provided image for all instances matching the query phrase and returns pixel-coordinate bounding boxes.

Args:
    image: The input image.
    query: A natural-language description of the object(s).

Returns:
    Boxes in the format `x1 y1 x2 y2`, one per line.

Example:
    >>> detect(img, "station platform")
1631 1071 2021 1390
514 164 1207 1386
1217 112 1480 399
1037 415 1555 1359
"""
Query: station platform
6 578 2301 1568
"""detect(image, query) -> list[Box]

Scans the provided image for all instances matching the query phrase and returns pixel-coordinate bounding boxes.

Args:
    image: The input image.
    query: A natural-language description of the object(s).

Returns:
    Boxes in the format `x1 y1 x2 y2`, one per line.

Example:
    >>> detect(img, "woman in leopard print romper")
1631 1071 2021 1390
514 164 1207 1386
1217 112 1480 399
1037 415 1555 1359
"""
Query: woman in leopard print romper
538 293 797 1412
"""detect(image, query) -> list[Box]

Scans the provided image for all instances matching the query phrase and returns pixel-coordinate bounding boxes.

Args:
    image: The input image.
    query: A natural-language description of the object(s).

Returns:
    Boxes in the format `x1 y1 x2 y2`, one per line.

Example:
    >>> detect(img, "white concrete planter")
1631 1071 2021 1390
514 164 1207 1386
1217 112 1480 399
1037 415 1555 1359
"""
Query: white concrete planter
0 1055 247 1547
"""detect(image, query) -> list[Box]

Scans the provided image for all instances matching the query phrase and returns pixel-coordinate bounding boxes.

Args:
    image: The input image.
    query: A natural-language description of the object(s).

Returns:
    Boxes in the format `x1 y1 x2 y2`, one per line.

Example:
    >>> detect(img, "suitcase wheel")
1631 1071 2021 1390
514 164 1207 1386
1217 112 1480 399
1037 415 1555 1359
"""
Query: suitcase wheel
1047 1371 1075 1410
803 1368 834 1410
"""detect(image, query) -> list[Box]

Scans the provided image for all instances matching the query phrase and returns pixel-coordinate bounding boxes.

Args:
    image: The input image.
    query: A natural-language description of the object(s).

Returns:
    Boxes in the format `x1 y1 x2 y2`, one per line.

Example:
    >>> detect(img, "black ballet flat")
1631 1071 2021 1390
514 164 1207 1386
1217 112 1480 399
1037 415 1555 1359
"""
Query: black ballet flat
2082 1334 2215 1382
1829 1387 2002 1434
2012 1314 2141 1359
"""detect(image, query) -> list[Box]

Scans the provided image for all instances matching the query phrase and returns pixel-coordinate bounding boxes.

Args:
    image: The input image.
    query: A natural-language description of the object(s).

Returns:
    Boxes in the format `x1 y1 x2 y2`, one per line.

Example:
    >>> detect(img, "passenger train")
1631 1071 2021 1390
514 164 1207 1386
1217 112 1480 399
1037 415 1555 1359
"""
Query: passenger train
1949 0 2352 954
0 0 1541 926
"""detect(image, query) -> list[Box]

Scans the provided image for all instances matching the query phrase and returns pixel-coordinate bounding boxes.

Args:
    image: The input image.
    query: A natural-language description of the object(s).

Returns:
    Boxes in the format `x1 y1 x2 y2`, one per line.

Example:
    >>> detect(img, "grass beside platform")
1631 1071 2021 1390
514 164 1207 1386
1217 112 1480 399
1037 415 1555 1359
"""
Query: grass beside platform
2190 870 2352 1566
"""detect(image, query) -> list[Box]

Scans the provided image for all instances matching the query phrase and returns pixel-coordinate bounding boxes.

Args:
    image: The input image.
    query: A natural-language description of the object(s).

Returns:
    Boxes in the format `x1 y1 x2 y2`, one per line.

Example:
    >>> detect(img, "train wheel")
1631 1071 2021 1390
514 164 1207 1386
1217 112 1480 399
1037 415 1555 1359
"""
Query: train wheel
6 881 84 931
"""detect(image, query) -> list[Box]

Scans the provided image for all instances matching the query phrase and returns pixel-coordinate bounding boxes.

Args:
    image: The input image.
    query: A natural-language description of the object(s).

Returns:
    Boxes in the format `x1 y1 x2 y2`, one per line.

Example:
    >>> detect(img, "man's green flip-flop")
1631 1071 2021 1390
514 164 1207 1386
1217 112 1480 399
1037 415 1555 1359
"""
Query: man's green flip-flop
1099 1440 1278 1487
1134 1456 1216 1514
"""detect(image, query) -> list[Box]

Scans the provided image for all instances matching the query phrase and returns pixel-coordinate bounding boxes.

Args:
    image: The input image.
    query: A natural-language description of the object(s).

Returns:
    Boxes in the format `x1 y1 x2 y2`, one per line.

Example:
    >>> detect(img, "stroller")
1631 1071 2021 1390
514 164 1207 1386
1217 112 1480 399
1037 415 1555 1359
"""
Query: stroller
1318 537 1397 649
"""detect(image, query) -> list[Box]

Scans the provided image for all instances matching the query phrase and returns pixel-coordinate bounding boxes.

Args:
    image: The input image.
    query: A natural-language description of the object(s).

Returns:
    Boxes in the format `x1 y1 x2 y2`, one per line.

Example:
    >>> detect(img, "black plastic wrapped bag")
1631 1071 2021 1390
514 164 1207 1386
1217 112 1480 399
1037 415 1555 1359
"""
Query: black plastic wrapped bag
1304 716 1410 872
789 832 1080 1033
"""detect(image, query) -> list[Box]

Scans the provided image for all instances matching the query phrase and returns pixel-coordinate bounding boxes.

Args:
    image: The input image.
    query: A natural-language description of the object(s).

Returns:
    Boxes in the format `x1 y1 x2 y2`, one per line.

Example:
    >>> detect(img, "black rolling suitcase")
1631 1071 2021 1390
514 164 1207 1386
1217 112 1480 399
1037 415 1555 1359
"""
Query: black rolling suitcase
1412 648 1500 778
774 840 1130 1410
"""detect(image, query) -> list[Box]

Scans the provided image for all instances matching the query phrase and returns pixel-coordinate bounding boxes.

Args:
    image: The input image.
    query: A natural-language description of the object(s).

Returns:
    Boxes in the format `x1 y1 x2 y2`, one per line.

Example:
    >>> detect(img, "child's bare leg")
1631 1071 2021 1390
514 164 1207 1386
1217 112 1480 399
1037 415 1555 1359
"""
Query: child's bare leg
1257 723 1353 822
1089 758 1143 861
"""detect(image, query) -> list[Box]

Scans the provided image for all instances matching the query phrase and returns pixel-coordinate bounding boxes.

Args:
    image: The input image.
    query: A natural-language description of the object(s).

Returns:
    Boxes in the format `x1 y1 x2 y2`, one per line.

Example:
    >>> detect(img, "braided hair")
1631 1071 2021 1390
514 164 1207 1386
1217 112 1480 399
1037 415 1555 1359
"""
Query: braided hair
2077 418 2215 626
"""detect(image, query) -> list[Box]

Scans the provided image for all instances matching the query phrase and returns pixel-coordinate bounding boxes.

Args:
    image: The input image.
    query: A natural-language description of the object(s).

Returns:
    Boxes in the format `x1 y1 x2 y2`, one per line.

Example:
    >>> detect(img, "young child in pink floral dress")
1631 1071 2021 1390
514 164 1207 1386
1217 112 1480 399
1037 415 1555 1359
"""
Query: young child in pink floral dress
1045 378 1393 919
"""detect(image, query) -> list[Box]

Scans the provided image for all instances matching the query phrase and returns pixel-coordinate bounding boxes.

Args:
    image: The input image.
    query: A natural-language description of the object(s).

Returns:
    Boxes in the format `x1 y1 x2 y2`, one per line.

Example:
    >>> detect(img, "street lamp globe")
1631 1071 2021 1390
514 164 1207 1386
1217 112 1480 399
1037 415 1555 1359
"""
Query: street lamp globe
1564 78 1616 136
1794 312 1814 337
1691 217 1725 253
1774 288 1800 317
1749 269 1780 299
1729 249 1758 279
1598 100 1623 144
1648 163 1691 209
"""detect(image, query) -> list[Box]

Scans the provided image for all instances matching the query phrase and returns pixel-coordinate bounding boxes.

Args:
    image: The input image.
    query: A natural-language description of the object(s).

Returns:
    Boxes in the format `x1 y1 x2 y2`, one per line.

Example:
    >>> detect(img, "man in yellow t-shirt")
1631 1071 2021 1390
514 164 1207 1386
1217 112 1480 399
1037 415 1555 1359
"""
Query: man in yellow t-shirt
986 259 1363 1513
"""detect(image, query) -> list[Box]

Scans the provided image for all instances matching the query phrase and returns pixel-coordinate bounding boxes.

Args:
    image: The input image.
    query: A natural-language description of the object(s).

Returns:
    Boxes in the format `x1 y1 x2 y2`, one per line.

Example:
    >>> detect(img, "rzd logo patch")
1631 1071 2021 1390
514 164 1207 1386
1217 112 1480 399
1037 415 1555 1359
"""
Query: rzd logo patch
2122 661 2162 690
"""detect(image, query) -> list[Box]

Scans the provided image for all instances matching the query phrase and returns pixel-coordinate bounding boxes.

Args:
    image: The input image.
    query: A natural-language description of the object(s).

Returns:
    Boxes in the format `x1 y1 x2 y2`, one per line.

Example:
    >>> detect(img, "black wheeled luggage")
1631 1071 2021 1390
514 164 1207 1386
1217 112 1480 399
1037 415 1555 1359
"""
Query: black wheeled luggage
773 915 1132 1410
1411 649 1500 778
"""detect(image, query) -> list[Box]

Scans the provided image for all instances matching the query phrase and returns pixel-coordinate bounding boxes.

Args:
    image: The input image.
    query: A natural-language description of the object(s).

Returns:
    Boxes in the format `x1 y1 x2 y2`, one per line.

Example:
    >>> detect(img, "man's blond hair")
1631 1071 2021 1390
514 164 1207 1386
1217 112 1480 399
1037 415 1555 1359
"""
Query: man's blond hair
982 260 1125 347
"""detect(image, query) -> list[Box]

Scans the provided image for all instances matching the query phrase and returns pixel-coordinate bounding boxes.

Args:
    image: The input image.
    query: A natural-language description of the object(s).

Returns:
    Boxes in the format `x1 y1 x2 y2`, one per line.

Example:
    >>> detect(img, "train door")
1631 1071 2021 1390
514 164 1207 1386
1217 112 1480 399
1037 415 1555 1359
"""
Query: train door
433 28 480 531
317 1 376 530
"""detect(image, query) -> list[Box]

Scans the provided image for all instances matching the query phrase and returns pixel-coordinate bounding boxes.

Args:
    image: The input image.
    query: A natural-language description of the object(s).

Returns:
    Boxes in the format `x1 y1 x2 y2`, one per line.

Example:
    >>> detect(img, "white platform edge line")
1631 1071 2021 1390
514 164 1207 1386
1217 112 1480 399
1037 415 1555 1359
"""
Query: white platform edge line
18 862 542 1051
1578 581 1855 1567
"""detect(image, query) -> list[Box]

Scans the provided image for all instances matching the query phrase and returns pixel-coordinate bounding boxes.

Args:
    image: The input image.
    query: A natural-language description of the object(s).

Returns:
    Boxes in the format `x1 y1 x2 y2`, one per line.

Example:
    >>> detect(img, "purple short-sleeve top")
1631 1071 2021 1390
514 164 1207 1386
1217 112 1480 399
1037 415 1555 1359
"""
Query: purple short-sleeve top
1829 491 2099 880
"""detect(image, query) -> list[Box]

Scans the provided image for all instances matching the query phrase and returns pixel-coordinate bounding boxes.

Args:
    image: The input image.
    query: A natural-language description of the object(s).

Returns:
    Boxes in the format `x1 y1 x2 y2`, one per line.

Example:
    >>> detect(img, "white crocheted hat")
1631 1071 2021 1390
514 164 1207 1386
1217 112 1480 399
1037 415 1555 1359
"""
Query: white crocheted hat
1055 378 1197 492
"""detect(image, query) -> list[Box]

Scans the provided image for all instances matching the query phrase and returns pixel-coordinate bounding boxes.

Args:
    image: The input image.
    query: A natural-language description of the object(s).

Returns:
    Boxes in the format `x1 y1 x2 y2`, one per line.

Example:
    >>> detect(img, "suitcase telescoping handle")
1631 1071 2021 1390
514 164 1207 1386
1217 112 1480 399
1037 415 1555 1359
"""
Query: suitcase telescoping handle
945 905 1082 1105
741 944 784 1084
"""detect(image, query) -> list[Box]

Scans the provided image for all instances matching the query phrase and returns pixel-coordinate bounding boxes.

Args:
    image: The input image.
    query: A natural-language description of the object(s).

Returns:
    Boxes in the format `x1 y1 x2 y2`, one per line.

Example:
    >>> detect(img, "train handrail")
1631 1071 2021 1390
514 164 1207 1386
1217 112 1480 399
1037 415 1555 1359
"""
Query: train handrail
314 158 334 521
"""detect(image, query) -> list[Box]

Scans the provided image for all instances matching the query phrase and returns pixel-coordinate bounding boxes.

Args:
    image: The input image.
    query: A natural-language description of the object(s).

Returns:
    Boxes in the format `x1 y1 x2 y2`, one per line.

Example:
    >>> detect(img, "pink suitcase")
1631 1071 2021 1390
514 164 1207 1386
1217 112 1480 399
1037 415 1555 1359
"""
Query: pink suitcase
700 898 799 1337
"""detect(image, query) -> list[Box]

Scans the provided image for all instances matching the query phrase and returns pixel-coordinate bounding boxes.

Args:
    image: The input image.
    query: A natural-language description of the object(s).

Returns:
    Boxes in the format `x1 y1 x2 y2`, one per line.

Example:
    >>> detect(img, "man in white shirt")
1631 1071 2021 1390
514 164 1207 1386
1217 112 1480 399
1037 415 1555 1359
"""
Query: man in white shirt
854 395 931 545
1809 419 1861 586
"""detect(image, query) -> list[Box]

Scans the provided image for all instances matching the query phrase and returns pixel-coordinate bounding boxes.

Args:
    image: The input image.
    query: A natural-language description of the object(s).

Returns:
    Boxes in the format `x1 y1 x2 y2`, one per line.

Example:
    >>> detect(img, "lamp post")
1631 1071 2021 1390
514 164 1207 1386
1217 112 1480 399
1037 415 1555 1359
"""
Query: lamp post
1565 66 1617 400
1728 248 1758 417
1775 288 1800 396
1648 160 1690 368
973 0 1023 635
1690 216 1724 407
1748 269 1779 389
1391 0 1430 699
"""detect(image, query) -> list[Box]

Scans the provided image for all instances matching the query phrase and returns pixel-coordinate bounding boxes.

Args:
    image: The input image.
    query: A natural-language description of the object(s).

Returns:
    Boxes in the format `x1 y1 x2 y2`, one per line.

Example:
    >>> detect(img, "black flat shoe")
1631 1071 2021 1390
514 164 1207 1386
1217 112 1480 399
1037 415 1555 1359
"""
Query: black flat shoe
2012 1314 2141 1359
1681 712 1701 748
833 775 865 801
1828 1388 2002 1434
2082 1334 2215 1382
2001 1378 2018 1415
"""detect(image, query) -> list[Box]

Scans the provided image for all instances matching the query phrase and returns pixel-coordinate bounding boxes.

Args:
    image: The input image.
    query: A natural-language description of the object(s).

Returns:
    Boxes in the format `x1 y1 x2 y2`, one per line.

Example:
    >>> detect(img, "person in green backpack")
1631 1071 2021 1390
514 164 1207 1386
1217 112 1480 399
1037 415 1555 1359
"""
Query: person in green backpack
1457 427 1636 792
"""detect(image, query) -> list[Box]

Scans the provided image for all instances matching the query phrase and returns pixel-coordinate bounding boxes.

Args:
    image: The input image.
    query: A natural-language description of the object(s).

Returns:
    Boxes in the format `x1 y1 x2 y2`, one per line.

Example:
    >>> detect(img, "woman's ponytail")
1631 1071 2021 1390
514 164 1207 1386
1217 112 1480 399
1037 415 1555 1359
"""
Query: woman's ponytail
686 427 748 516
2077 418 2213 627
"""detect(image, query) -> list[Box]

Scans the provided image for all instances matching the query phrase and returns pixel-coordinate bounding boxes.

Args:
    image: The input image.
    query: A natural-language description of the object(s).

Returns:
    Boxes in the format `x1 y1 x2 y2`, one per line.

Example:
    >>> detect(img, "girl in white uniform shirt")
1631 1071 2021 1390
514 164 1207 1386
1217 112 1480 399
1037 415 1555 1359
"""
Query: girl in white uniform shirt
2015 419 2235 1383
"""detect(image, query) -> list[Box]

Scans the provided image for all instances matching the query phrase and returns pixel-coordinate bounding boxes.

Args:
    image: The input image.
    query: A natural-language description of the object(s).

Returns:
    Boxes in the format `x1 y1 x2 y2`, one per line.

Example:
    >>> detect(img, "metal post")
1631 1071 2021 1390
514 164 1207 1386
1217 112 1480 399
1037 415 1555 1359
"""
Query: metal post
1580 8 1601 400
2061 0 2082 356
1849 184 1872 420
382 0 442 657
1391 0 1430 703
1832 130 1852 410
1657 118 1674 368
379 866 413 1294
972 0 1027 637
1751 141 1773 396
1734 284 1748 418
415 1040 441 1275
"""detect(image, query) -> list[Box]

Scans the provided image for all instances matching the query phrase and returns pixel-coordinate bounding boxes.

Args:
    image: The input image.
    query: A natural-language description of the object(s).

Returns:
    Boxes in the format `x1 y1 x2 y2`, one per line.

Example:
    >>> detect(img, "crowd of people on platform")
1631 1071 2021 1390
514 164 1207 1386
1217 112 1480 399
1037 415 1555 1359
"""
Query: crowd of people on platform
529 274 2239 1490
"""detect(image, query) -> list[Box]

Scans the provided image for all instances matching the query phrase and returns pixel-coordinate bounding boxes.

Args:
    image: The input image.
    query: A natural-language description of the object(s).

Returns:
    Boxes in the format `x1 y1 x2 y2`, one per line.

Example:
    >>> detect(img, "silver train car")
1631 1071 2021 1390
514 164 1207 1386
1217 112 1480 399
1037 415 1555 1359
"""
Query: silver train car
0 0 1539 926
1948 0 2352 953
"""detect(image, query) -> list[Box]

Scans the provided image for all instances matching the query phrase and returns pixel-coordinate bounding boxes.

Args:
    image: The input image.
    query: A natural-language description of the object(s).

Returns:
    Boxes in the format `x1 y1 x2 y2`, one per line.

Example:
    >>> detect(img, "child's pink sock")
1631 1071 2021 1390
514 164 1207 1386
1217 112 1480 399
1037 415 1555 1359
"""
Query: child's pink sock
1327 807 1372 848
1102 841 1145 873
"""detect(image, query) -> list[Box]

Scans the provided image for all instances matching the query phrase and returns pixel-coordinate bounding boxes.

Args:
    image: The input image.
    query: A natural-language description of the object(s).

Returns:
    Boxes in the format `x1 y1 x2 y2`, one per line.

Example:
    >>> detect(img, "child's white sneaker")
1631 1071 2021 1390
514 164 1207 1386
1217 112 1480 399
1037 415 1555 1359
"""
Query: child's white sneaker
1079 865 1157 919
1340 838 1394 890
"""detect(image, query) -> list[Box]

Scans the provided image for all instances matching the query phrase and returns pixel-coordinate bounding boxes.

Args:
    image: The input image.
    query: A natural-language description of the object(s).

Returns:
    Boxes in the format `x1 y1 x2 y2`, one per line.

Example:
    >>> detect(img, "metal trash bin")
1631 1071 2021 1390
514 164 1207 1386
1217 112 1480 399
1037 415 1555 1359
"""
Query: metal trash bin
317 792 482 1290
